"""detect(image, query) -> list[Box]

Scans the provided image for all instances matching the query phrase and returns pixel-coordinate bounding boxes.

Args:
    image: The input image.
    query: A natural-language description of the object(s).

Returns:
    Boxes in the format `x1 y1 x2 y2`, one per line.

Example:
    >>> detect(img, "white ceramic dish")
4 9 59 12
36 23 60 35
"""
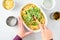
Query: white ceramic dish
41 0 56 10
2 0 15 10
19 3 47 33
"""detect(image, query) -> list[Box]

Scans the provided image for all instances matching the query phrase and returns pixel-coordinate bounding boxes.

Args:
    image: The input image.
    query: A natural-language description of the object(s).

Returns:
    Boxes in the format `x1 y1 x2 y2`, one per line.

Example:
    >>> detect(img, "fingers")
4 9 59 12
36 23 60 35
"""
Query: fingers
39 24 48 31
18 17 22 24
40 24 44 31
18 17 21 25
18 17 24 29
33 16 45 31
43 25 48 30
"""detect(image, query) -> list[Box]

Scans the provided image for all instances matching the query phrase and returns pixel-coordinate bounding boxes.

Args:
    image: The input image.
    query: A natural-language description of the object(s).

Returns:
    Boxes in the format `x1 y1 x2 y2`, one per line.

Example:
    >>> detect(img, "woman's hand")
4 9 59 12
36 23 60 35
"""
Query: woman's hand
17 17 32 38
39 24 53 40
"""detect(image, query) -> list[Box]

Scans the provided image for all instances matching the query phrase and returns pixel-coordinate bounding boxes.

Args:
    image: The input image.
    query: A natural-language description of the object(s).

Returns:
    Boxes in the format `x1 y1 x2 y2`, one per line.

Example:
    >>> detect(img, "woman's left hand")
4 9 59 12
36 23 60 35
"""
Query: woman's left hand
17 17 33 38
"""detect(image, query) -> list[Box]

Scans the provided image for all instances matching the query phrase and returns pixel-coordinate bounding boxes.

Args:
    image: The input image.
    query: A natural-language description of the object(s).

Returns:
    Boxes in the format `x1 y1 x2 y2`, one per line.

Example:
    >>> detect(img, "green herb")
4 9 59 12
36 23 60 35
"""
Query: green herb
22 6 42 26
32 22 38 26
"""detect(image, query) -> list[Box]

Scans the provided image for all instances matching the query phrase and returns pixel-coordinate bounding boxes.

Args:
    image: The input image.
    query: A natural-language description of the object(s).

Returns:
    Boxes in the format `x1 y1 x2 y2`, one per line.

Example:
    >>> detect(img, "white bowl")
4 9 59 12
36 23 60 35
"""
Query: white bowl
2 0 15 10
19 3 47 33
41 0 56 10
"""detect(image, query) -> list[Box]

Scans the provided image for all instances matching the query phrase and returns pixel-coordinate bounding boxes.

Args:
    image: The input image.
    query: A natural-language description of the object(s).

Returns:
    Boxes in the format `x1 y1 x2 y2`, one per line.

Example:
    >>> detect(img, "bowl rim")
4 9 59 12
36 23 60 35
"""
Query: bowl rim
41 0 56 10
2 0 15 10
19 3 48 33
6 16 18 27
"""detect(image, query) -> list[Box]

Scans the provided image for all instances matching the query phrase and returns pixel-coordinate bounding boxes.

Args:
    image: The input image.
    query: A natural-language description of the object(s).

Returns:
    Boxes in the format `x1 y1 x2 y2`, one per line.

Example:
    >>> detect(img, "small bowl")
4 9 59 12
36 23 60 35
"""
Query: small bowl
6 16 18 27
19 3 47 33
50 12 60 20
41 0 56 10
2 0 15 10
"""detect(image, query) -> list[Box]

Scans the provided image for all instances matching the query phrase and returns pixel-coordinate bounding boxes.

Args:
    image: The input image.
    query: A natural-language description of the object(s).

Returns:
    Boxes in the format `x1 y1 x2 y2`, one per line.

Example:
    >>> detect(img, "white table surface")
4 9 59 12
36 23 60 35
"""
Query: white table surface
0 0 60 40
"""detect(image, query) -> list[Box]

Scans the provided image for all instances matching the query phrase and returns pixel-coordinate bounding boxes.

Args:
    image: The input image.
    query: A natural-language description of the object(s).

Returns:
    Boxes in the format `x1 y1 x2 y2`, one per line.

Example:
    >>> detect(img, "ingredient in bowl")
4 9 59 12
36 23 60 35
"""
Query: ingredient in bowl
21 4 45 30
3 0 14 10
53 12 60 20
6 16 18 27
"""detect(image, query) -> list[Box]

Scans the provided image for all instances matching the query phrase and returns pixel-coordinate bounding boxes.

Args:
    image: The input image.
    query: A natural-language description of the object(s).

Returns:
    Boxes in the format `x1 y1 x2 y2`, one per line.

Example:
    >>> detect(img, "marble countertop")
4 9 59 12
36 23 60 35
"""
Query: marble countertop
0 0 60 40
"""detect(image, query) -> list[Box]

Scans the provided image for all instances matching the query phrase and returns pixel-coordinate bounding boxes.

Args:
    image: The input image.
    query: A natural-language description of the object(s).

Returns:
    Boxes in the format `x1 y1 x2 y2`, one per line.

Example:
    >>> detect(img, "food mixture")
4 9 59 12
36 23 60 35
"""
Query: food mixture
21 4 45 30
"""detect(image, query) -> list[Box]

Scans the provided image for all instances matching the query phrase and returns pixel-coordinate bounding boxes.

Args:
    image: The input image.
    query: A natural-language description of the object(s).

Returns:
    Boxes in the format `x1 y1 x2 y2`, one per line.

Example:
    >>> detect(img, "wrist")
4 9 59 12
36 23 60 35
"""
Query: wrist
17 33 25 39
17 31 25 39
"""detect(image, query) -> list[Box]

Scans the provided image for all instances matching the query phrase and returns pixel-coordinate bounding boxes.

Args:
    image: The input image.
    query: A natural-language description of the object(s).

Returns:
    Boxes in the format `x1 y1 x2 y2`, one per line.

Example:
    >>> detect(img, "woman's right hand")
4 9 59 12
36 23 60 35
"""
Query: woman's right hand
39 24 53 40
